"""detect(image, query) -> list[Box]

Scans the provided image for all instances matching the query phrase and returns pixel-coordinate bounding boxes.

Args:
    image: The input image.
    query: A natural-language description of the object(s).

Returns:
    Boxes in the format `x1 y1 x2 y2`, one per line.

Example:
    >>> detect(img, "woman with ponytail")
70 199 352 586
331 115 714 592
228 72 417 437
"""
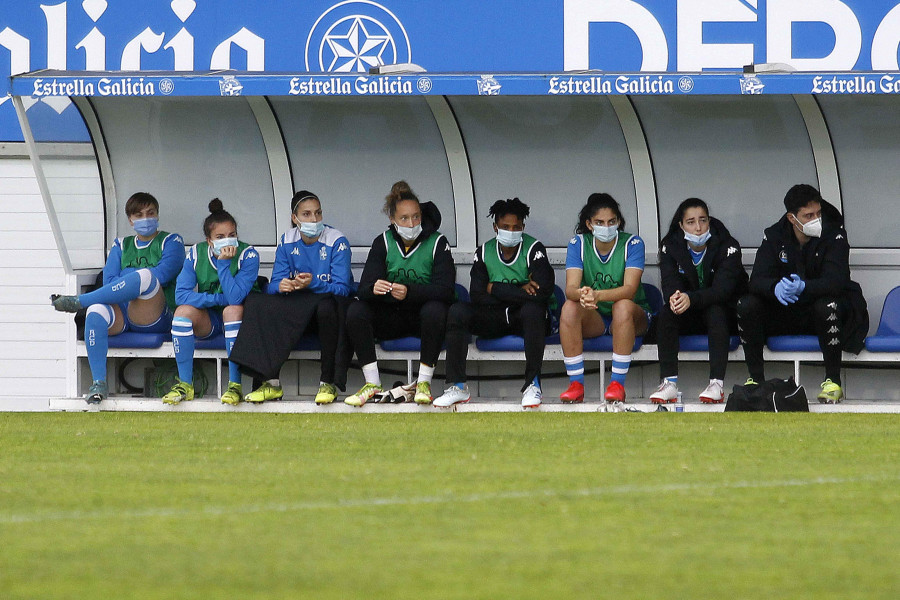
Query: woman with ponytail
344 181 456 406
162 199 260 405
229 190 353 404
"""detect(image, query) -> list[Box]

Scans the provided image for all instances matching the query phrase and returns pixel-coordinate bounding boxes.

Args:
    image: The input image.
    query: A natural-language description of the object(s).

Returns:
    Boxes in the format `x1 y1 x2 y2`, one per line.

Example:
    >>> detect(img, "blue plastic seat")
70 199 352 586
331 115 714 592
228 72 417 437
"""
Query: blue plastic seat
582 283 662 352
865 286 900 352
766 335 820 352
108 331 167 349
378 284 469 352
680 334 741 352
474 286 565 352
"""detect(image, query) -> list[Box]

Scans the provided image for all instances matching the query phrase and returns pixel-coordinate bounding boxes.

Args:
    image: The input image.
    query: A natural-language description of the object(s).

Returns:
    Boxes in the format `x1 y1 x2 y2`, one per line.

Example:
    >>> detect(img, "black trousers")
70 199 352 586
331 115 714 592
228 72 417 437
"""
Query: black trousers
736 294 849 384
230 292 339 384
444 301 548 391
346 299 449 368
656 302 733 380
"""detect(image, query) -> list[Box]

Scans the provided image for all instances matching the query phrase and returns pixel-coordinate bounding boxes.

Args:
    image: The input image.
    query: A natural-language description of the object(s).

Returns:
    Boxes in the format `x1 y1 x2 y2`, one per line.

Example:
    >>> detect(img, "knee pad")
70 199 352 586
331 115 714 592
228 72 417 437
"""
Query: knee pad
136 268 161 300
85 304 115 328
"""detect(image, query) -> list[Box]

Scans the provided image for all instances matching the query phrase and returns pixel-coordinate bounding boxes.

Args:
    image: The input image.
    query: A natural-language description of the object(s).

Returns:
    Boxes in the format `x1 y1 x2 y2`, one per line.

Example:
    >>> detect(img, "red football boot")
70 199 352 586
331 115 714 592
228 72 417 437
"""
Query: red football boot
560 381 585 403
604 381 626 402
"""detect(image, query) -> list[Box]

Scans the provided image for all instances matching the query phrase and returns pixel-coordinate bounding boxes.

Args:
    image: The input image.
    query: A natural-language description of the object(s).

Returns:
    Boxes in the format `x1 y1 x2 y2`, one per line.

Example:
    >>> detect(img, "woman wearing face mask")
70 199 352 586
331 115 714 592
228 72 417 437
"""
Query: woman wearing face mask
344 180 456 406
229 191 353 405
434 198 555 409
51 192 185 404
650 198 748 405
162 199 260 405
560 193 652 404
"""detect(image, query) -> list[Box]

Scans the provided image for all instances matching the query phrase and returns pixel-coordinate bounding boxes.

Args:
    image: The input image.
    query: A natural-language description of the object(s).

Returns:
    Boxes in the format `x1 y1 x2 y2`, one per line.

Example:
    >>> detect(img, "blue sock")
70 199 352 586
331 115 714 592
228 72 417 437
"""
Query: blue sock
79 269 158 307
171 317 194 384
665 376 678 384
225 320 241 384
85 305 113 382
453 382 466 390
564 355 585 384
532 375 541 390
611 353 631 385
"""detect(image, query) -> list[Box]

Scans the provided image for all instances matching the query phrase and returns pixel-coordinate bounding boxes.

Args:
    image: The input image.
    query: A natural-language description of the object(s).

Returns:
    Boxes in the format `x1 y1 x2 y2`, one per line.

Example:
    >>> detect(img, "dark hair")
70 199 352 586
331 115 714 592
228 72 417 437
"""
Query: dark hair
784 184 822 214
488 198 530 222
575 193 625 235
203 198 237 238
291 190 320 223
382 180 419 217
667 197 709 238
124 192 159 217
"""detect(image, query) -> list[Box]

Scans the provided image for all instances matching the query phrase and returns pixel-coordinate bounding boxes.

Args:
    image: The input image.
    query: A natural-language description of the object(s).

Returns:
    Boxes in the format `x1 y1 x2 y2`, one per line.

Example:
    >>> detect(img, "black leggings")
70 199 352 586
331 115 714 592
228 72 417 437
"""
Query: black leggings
736 294 849 384
656 302 733 380
444 301 548 391
345 299 449 367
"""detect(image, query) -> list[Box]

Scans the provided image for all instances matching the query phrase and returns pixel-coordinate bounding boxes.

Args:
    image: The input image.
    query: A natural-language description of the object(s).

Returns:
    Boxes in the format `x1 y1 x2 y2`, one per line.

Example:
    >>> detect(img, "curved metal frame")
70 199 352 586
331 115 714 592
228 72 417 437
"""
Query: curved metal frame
793 94 842 211
248 96 295 240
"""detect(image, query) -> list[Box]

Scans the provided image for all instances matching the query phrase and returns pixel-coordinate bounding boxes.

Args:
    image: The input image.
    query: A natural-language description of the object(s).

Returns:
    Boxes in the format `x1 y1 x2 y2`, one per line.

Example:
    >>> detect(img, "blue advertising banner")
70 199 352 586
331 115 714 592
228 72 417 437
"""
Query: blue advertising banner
6 0 900 139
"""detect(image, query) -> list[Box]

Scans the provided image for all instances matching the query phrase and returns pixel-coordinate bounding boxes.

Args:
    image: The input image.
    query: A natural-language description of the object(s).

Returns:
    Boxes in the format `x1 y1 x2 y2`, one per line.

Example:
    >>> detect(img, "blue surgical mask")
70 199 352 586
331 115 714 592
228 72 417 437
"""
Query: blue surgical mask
133 217 158 237
212 237 238 257
299 221 325 238
496 228 523 247
592 224 618 243
395 223 422 242
684 230 712 246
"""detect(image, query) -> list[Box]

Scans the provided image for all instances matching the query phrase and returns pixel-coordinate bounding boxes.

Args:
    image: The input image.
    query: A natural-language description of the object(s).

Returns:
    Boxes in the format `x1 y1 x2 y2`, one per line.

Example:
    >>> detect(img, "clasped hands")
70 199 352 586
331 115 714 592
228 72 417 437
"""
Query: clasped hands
374 279 408 300
774 273 806 306
279 273 312 293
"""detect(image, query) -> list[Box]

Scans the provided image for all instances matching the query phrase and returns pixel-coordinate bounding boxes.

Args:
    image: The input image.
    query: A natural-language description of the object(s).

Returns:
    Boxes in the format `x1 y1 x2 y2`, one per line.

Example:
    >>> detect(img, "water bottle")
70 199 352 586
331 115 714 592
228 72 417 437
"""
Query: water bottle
675 391 684 412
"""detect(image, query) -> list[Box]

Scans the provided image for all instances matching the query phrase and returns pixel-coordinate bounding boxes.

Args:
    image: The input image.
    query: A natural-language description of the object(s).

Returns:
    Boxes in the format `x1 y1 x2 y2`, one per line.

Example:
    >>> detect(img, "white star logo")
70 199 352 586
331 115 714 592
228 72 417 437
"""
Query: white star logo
325 17 390 72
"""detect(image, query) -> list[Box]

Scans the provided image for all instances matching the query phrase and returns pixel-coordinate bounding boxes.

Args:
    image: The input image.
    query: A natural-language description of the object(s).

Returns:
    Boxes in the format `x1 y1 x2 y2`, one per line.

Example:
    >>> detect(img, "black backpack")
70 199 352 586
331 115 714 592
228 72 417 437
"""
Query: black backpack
724 377 809 412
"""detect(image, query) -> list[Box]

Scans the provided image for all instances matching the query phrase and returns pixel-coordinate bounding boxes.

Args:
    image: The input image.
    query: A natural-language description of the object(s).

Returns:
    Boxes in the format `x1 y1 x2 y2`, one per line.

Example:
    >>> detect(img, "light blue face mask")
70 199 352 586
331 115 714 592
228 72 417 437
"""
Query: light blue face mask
496 228 523 247
212 237 239 257
133 217 158 237
299 220 325 238
684 230 712 246
592 224 618 243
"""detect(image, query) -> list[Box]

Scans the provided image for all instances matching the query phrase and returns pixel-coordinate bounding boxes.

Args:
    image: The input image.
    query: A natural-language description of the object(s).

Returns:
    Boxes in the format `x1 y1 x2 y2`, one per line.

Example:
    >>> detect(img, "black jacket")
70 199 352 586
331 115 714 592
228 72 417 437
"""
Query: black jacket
357 201 456 305
659 217 748 310
469 237 555 307
749 199 868 353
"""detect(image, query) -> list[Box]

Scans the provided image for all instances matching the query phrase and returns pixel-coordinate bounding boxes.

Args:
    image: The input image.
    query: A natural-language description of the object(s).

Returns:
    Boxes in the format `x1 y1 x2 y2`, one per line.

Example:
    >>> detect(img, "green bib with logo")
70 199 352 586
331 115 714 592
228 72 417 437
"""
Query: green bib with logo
194 241 257 297
119 232 177 309
483 235 557 312
579 232 650 316
384 231 440 285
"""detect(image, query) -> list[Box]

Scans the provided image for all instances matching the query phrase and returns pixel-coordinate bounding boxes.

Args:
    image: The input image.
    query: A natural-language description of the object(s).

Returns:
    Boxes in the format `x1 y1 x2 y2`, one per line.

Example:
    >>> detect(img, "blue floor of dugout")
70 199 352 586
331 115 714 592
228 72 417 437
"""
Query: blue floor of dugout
47 397 900 413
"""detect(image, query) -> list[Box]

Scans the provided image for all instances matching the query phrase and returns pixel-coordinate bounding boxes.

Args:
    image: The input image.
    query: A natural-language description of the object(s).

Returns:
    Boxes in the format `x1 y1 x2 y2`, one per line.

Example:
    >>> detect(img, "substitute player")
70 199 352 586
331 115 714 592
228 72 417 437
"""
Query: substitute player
51 192 184 404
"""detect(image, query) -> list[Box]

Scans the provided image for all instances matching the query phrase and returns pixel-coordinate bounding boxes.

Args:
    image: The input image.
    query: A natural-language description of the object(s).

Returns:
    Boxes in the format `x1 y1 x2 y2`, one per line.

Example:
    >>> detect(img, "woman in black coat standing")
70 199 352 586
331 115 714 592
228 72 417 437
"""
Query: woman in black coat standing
650 198 748 404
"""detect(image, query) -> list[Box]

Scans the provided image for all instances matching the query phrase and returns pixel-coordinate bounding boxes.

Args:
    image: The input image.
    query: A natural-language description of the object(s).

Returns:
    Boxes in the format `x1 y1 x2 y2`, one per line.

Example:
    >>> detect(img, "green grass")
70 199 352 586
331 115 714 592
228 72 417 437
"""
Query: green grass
0 413 898 599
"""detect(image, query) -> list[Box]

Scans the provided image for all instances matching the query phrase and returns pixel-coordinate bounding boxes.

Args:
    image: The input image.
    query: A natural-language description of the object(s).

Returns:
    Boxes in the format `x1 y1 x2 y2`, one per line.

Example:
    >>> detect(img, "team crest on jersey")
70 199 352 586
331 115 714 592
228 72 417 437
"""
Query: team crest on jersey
305 1 412 72
319 247 327 260
779 250 788 263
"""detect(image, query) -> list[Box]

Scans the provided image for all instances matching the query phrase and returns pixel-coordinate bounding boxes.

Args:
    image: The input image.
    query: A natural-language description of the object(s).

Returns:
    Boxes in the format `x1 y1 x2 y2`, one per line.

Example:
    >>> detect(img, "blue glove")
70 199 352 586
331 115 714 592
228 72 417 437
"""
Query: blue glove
774 279 797 306
789 273 806 296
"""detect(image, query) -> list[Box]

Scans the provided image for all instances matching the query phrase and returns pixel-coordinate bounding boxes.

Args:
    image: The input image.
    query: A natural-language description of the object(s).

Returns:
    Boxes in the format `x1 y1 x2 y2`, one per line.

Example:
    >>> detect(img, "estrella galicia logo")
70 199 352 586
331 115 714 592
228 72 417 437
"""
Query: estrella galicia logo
159 78 175 96
477 75 501 95
678 76 694 93
305 1 412 73
740 75 765 95
417 77 433 93
219 75 243 96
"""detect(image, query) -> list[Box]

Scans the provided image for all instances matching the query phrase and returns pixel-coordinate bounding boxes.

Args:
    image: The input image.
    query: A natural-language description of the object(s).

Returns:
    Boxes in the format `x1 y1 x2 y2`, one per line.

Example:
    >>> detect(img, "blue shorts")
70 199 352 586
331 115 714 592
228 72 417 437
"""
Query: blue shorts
600 310 654 335
197 309 225 340
120 303 174 334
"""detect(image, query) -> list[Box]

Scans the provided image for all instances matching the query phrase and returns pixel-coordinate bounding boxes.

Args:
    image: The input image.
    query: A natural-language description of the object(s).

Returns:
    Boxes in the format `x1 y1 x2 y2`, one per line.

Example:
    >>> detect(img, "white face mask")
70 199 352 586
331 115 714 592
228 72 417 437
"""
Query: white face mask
684 230 712 246
496 228 523 247
798 216 822 238
592 224 618 243
395 223 422 242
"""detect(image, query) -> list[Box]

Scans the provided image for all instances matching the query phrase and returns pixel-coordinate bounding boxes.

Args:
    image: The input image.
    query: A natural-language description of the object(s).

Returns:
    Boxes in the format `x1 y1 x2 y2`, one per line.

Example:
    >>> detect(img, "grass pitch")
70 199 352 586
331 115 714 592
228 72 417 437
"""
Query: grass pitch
0 412 897 599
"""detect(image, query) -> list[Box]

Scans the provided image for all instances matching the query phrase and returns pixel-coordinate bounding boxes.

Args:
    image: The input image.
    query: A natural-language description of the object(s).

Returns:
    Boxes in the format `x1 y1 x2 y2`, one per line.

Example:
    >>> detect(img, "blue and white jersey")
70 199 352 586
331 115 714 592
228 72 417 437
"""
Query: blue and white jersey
565 232 646 271
268 225 352 296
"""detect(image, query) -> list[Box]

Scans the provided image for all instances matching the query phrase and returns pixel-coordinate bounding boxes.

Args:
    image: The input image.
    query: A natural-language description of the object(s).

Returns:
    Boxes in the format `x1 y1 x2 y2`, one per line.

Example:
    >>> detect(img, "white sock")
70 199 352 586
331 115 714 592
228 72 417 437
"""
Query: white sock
362 362 381 386
417 363 434 384
711 379 724 388
267 379 281 387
